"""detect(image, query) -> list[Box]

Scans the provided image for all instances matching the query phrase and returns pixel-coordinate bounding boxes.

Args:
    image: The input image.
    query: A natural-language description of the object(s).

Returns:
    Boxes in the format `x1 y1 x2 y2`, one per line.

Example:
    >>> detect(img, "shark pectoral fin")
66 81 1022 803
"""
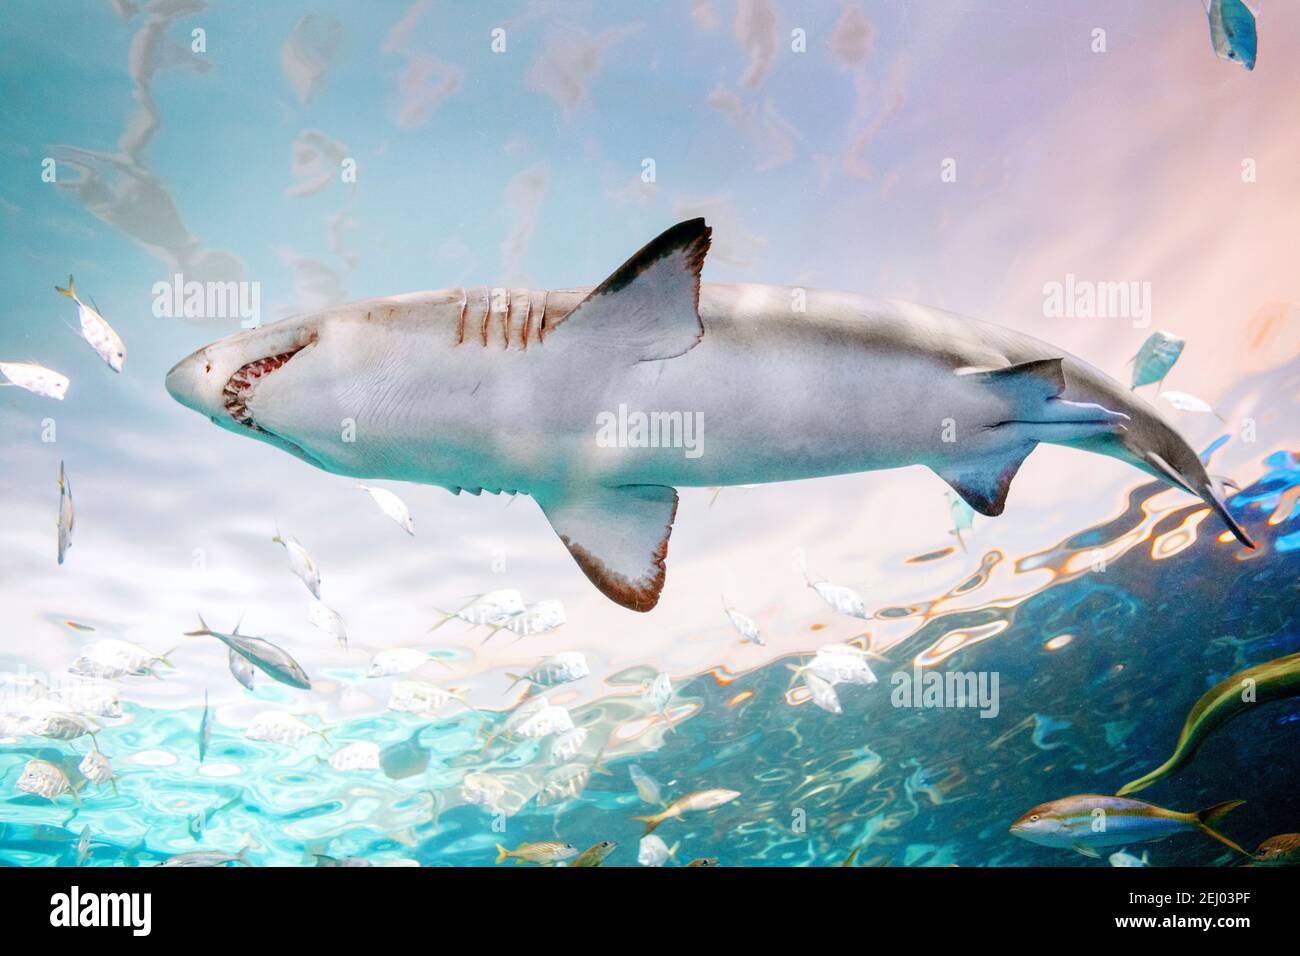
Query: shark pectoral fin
933 446 1035 517
542 219 710 361
535 485 679 612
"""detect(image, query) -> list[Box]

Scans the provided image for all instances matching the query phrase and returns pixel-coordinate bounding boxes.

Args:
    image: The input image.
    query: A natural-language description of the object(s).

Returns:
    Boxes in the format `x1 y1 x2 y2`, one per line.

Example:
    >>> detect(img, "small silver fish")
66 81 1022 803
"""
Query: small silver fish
314 854 372 867
794 647 878 686
637 834 679 867
629 764 664 806
0 361 69 400
643 672 673 727
328 741 380 771
228 647 256 691
505 699 574 740
357 483 414 534
724 605 763 645
199 690 212 762
808 578 869 619
52 678 122 718
368 647 441 678
245 710 323 745
78 746 114 790
387 680 467 717
76 825 106 866
947 490 975 549
69 639 170 679
430 589 525 630
536 761 600 806
16 759 75 802
549 726 590 764
272 527 320 598
57 461 74 565
159 847 252 867
1108 848 1150 867
307 598 347 648
187 615 310 690
56 275 126 372
498 599 566 640
507 652 590 691
632 788 741 834
803 671 843 715
30 709 97 741
1130 331 1185 389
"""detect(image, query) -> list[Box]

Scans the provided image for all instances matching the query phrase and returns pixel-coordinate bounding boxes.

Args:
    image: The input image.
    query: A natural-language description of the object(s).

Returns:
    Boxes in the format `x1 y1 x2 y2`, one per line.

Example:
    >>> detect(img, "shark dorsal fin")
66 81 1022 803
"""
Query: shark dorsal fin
543 219 710 361
535 484 679 612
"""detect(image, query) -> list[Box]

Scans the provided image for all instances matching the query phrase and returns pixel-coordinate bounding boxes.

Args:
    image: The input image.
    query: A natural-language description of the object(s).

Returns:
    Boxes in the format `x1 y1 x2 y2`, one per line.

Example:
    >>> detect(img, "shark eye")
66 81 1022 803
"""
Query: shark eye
204 361 212 373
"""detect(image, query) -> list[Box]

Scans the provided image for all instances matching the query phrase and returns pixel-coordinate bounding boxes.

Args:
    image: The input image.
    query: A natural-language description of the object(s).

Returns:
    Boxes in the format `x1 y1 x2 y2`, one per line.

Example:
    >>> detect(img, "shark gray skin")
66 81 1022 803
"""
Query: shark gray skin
165 219 1253 611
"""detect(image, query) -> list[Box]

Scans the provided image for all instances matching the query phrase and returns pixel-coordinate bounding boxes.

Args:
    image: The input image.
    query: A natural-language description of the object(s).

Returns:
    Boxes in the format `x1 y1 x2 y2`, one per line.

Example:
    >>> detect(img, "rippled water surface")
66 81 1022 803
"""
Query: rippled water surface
5 411 1298 867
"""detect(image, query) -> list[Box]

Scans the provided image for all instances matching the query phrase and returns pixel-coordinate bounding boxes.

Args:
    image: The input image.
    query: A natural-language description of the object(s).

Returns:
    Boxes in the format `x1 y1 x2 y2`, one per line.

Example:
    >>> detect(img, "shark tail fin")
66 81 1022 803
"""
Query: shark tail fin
1140 449 1255 549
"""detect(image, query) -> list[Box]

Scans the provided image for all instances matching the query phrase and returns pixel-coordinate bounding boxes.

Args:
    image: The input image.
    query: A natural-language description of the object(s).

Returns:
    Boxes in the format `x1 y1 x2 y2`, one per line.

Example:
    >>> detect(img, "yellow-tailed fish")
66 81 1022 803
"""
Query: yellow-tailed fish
494 840 577 865
632 788 740 834
686 857 720 867
1117 651 1300 796
570 840 617 867
56 275 125 372
1252 833 1300 866
1010 794 1248 858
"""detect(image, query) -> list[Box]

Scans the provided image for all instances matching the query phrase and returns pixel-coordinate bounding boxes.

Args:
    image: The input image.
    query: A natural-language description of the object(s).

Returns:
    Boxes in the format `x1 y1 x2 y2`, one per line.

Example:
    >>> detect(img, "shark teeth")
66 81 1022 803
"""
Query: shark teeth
222 347 304 427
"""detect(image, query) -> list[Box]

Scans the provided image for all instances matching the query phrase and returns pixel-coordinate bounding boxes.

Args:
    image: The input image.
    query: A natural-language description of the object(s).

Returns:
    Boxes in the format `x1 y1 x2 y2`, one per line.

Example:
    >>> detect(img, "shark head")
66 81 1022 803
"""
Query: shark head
165 312 335 469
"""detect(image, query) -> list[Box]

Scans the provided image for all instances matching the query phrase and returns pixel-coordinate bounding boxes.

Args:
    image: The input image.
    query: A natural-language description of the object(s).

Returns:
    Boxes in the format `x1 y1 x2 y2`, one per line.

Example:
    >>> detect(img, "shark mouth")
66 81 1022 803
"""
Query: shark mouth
222 346 306 428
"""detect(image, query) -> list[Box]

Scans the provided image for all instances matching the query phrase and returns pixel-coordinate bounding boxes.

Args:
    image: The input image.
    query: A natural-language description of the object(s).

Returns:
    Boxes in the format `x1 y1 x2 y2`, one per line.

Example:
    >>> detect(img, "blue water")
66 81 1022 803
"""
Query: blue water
2 435 1297 867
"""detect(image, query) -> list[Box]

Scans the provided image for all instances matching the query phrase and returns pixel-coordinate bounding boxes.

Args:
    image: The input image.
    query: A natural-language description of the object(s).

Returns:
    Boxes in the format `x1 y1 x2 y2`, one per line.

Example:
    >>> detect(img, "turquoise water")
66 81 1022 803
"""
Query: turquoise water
3 425 1298 867
2 2 1298 867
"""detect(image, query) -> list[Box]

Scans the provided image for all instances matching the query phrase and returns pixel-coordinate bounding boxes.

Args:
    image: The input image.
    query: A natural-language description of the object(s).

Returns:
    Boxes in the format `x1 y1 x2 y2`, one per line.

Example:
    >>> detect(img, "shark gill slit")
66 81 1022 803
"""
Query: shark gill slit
456 288 467 345
477 288 489 347
502 288 512 349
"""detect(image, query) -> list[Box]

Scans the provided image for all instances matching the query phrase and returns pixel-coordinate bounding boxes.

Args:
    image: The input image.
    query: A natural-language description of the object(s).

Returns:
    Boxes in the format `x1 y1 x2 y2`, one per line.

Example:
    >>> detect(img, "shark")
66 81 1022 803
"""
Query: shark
165 219 1253 611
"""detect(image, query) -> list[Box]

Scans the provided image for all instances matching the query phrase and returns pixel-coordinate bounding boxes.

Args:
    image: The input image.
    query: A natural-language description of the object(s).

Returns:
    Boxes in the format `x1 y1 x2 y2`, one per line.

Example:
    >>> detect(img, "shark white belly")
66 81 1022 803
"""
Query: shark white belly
167 219 1253 610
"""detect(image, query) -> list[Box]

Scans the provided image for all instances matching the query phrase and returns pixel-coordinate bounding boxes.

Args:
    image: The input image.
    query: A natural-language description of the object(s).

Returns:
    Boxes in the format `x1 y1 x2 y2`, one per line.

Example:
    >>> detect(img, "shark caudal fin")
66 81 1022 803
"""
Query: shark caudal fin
935 358 1128 516
1140 449 1255 548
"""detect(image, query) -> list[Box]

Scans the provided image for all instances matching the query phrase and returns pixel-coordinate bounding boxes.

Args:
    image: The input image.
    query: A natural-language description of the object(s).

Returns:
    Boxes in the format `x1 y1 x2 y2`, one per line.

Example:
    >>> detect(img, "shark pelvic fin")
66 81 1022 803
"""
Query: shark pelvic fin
938 358 1131 516
535 484 679 612
542 219 710 361
934 449 1035 517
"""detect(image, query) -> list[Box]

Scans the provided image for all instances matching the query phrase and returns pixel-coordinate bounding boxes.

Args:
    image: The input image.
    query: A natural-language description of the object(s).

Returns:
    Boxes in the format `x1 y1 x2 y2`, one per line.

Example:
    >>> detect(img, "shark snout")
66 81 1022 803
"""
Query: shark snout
165 347 217 414
166 321 320 422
